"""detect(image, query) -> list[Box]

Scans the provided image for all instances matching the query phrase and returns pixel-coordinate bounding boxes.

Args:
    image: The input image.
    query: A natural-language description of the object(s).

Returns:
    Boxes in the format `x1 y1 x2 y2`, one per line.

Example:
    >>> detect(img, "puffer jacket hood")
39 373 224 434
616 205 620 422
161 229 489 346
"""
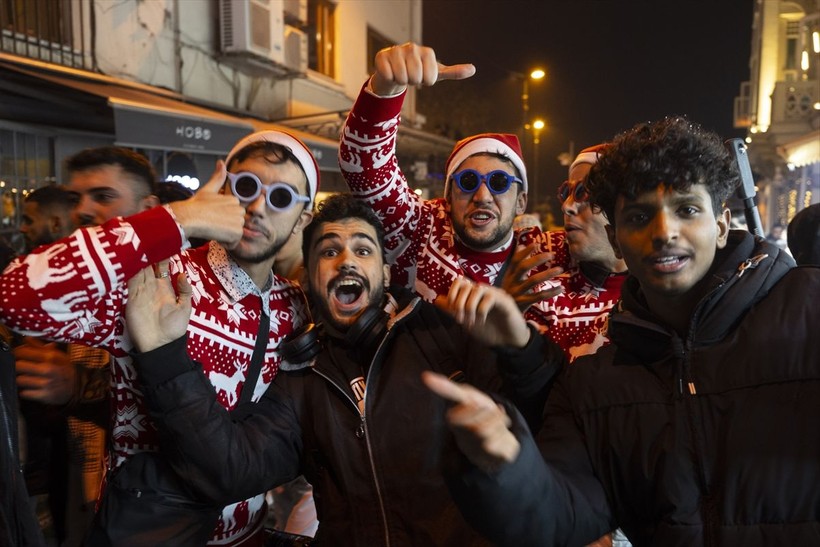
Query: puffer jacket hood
609 231 795 353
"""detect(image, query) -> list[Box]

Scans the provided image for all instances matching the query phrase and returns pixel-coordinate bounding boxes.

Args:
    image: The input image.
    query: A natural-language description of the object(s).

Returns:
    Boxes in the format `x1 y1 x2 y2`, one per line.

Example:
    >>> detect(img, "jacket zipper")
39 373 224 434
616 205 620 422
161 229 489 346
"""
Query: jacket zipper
679 256 762 546
310 331 395 547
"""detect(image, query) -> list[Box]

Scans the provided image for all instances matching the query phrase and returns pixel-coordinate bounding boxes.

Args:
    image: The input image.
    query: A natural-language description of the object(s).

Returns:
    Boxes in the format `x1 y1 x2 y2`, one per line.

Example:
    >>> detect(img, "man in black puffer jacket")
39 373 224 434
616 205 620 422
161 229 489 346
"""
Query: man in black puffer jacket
427 116 820 546
122 193 562 546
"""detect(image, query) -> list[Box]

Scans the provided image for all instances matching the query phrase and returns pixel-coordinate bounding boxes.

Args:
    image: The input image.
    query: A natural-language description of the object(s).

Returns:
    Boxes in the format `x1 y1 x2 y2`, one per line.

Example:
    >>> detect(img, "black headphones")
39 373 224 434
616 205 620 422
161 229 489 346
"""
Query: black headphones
279 307 390 364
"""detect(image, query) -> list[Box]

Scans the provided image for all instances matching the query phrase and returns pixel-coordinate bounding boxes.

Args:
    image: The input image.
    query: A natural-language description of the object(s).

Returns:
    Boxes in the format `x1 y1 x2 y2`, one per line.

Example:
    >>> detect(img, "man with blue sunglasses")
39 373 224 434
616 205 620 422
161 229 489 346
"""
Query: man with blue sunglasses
0 130 319 546
340 43 564 320
339 43 631 359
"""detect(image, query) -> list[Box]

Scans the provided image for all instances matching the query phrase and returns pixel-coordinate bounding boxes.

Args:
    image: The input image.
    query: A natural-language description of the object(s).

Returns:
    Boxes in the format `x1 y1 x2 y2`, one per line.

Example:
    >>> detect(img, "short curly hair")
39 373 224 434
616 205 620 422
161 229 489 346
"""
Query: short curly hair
302 193 387 269
586 116 739 227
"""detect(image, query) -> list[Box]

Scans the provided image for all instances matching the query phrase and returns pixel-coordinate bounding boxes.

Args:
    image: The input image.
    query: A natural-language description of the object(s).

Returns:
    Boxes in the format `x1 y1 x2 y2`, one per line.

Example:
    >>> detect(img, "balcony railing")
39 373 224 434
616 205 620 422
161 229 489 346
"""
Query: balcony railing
0 0 89 69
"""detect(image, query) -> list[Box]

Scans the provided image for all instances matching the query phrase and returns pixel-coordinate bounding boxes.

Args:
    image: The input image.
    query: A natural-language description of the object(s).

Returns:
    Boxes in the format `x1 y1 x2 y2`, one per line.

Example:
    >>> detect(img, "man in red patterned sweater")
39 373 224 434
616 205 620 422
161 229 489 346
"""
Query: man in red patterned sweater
0 131 317 546
339 42 626 363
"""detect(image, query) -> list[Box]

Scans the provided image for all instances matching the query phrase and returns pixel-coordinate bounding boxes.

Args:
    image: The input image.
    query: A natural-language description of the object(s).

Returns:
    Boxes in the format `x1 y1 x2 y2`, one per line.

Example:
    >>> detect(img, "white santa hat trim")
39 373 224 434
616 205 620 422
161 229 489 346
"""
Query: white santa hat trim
568 144 609 175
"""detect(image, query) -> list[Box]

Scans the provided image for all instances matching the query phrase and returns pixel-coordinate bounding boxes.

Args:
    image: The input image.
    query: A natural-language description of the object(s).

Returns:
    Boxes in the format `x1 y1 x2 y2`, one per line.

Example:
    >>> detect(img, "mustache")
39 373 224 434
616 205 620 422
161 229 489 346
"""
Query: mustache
244 218 270 237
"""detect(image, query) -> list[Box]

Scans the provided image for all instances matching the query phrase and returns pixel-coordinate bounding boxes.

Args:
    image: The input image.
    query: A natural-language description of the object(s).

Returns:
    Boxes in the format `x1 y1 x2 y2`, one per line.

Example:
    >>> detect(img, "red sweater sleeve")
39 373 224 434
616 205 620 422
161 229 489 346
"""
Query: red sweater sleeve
339 83 426 252
0 206 183 347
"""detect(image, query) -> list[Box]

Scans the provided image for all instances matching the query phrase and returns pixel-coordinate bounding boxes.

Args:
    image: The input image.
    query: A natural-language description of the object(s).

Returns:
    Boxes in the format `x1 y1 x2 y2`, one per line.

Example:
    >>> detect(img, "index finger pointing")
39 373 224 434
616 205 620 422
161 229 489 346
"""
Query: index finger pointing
421 371 469 404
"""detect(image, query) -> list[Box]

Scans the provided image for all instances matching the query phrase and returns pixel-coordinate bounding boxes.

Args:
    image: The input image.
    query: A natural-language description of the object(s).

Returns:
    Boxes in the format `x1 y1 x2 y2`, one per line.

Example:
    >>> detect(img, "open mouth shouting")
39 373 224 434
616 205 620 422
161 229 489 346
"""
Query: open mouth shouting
330 276 369 315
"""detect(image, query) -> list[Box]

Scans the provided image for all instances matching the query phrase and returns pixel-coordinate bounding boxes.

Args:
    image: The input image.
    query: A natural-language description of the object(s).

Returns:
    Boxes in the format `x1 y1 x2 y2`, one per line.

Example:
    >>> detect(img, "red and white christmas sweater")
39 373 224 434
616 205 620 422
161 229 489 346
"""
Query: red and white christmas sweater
339 84 625 361
0 206 310 545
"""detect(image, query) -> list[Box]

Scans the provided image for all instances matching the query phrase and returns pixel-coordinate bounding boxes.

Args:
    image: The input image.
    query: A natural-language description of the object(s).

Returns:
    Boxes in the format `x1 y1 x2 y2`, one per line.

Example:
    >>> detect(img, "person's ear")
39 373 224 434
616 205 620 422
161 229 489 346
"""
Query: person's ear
382 263 391 289
140 194 160 212
293 210 314 234
606 224 623 259
515 190 527 216
715 207 731 249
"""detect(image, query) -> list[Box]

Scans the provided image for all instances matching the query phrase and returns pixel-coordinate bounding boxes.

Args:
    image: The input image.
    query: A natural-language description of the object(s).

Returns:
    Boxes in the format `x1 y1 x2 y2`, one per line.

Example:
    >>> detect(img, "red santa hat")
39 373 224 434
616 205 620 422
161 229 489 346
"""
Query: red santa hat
444 133 528 195
226 130 320 206
569 143 609 175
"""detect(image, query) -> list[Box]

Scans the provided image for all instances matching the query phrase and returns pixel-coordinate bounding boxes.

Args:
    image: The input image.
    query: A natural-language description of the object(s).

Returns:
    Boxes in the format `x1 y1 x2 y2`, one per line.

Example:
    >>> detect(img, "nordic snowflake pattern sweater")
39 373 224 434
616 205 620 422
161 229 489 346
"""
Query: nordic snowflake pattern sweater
0 206 310 545
339 84 625 361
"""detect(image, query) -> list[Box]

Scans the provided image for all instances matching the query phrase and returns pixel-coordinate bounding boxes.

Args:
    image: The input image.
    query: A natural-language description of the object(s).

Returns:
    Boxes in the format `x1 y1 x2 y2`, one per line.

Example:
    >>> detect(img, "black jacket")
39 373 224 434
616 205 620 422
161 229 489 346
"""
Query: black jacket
138 287 562 546
0 336 45 547
448 232 820 546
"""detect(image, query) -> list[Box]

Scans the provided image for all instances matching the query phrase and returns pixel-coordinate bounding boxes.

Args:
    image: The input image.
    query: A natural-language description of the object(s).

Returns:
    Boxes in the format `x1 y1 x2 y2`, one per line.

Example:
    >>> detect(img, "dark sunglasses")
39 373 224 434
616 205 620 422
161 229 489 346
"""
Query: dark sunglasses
226 172 310 212
557 180 590 203
451 169 522 195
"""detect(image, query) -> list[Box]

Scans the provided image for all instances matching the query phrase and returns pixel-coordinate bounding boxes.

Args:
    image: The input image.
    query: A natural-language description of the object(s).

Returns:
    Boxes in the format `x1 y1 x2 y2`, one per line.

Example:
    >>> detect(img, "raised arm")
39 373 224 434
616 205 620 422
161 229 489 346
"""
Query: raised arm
338 43 475 251
125 265 301 503
0 163 244 350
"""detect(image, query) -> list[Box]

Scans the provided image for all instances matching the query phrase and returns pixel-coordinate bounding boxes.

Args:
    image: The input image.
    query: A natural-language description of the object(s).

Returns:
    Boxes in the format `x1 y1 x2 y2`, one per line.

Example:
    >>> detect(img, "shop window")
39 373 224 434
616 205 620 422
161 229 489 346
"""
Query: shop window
0 128 55 254
307 0 336 77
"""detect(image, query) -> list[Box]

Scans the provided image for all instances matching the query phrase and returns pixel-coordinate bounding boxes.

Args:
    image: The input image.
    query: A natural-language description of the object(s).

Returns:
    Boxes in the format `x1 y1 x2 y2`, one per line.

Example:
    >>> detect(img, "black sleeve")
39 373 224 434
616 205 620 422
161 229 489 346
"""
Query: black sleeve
445 387 614 547
493 325 566 431
136 335 303 504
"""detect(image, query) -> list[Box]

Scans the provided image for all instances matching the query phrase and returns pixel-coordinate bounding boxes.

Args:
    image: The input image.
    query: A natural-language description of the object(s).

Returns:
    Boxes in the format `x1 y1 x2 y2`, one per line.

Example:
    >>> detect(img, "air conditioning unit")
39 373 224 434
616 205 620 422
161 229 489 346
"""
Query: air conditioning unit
283 0 307 26
220 0 285 65
284 25 307 73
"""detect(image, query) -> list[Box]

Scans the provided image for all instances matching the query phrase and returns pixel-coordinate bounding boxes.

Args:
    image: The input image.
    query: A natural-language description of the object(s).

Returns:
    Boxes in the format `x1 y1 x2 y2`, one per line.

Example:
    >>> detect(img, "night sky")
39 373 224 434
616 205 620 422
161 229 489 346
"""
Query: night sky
421 0 754 220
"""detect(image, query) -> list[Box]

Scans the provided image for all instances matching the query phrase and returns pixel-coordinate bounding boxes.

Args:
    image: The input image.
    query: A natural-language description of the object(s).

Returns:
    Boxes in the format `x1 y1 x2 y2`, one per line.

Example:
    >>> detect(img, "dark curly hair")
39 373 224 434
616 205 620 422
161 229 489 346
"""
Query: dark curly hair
586 116 739 226
302 193 387 269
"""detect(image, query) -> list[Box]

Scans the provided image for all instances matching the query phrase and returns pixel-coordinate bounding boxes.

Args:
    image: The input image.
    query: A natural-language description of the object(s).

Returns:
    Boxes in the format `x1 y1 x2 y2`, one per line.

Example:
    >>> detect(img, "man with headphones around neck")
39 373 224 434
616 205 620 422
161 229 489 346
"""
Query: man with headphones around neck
125 193 564 546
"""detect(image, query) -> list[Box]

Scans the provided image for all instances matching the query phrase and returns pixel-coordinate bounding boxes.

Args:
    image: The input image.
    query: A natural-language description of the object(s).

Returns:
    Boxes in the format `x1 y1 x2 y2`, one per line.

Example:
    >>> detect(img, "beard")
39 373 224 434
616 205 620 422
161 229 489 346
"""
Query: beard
230 216 300 265
313 277 387 334
231 236 288 265
452 214 515 251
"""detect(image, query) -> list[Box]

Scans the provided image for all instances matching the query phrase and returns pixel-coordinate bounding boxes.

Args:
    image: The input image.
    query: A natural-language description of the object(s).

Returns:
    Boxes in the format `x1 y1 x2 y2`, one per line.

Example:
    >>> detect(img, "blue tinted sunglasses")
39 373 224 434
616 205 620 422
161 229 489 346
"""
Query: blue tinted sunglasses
227 171 310 212
451 169 522 195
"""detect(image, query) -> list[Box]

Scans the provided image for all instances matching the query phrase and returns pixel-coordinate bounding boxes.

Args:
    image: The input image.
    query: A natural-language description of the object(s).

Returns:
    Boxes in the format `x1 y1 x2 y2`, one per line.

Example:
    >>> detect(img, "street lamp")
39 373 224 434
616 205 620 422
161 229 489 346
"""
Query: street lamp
520 68 546 140
530 119 546 211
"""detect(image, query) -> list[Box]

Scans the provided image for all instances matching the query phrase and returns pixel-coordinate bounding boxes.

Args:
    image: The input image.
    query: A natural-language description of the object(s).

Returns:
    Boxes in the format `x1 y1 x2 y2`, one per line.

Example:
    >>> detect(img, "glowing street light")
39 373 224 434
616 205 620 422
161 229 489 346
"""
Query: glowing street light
530 118 546 211
521 68 546 136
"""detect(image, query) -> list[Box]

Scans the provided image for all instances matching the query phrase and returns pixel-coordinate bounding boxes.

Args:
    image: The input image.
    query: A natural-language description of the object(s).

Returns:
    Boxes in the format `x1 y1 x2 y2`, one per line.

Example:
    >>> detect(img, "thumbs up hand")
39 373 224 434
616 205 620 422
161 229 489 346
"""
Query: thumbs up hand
370 42 476 97
168 160 246 247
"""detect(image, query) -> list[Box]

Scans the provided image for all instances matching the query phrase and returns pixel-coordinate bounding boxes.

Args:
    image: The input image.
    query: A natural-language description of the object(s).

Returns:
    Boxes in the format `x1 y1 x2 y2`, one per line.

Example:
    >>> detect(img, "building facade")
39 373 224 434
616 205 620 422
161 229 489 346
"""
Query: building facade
734 0 820 234
0 0 447 252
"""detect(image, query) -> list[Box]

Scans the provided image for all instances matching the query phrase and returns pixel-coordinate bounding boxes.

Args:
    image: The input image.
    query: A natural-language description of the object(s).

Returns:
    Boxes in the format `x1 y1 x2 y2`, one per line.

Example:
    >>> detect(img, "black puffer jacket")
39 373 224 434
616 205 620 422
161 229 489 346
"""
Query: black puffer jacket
0 336 45 547
139 287 561 547
450 232 820 546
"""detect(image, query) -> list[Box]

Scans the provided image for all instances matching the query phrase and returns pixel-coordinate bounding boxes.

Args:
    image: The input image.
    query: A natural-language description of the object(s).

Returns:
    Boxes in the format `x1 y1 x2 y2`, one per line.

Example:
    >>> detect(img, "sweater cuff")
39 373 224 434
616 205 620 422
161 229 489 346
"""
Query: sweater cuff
136 334 197 388
124 206 185 263
351 80 406 122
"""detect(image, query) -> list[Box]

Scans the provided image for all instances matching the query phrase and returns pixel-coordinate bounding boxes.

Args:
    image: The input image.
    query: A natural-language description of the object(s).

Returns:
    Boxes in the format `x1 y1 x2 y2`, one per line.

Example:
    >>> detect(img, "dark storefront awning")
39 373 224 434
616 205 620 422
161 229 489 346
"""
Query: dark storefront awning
0 57 342 173
0 61 253 154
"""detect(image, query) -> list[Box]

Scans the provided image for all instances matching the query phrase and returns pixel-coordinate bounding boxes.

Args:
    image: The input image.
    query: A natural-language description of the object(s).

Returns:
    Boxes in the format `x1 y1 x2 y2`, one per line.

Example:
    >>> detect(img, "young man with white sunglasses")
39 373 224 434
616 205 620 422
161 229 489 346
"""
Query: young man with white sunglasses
0 131 316 546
